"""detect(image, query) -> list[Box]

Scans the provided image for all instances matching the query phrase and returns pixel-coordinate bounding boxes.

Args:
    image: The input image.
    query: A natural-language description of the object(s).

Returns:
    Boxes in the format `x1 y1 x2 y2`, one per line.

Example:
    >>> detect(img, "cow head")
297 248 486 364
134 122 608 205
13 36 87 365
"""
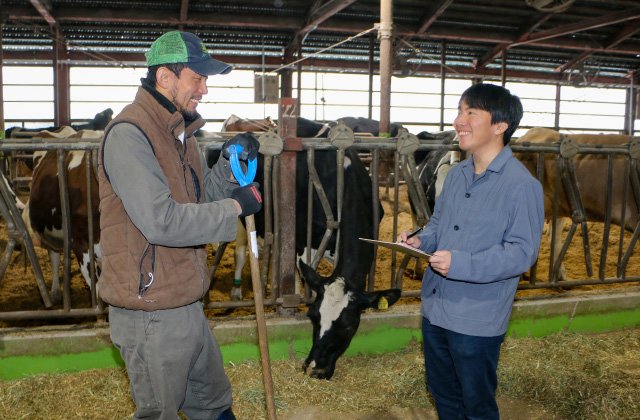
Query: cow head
298 260 401 380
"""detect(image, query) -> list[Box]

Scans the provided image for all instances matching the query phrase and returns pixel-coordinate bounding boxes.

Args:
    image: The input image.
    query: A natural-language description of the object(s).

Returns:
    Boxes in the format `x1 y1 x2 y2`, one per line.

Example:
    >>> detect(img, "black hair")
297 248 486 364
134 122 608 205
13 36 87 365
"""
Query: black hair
142 63 187 86
459 83 523 145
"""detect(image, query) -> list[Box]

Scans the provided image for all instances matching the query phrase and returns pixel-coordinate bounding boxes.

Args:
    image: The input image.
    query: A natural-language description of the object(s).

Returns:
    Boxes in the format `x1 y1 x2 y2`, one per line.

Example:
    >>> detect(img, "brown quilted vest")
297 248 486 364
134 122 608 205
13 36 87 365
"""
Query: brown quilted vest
98 85 209 310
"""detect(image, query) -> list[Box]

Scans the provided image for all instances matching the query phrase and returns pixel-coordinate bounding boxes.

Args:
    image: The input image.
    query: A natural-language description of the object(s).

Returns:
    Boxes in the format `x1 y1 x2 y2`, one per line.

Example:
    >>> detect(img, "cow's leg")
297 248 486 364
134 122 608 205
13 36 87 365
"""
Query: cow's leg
48 250 62 304
547 217 568 282
231 220 247 301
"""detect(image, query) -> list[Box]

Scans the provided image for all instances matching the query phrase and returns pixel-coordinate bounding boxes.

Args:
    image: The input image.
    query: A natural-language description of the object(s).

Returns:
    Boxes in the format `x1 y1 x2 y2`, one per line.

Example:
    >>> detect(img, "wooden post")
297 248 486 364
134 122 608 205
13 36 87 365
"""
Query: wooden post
277 98 300 316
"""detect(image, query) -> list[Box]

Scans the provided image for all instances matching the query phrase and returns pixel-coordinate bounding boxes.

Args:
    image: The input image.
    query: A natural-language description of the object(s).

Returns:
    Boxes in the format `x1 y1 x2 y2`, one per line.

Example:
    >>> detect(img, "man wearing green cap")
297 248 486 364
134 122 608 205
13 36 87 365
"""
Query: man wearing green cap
98 31 261 420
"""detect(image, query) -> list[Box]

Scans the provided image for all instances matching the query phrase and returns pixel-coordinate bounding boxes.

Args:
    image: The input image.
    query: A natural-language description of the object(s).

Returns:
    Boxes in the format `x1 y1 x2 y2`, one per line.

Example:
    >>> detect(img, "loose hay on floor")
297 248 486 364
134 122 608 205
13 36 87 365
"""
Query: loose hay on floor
498 329 640 420
1 330 639 420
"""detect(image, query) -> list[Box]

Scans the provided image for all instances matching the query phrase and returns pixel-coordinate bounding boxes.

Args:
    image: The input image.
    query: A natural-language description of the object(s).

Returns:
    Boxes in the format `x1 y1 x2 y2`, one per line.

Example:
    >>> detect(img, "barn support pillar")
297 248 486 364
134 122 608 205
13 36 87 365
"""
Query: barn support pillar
368 32 375 120
279 47 294 99
0 23 5 138
554 84 561 131
277 98 300 317
378 0 394 186
501 50 507 87
439 40 446 131
625 81 636 135
53 25 70 127
378 0 393 137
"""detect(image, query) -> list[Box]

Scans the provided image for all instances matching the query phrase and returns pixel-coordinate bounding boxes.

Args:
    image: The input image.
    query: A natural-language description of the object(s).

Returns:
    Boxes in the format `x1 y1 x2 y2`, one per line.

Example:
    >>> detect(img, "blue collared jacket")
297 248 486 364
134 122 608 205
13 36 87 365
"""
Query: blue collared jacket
417 145 544 337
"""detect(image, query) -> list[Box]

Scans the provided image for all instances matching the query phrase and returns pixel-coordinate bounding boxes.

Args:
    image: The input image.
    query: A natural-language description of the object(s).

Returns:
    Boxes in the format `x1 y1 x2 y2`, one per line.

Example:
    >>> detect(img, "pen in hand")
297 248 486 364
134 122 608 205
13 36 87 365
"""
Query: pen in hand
402 226 423 243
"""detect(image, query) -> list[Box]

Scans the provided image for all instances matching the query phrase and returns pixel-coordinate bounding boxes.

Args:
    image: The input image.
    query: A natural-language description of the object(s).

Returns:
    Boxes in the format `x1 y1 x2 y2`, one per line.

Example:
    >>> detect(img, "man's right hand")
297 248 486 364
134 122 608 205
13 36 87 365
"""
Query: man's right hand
397 230 421 248
231 182 262 217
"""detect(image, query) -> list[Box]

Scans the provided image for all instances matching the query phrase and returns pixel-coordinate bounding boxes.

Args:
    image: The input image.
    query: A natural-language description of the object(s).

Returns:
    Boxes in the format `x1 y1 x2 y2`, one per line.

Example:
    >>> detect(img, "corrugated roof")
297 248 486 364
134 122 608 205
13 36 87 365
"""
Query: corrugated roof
2 0 640 86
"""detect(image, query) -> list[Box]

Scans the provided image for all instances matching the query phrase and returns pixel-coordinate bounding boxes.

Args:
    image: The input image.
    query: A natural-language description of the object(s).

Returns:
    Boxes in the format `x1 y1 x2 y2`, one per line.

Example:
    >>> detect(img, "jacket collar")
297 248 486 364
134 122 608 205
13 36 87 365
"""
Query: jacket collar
461 145 513 181
139 79 204 138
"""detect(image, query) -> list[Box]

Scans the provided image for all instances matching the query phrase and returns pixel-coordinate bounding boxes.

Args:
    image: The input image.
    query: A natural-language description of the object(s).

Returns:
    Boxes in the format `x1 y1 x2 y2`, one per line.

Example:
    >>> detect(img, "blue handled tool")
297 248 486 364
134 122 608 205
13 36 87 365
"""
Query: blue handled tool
228 143 276 418
228 144 257 187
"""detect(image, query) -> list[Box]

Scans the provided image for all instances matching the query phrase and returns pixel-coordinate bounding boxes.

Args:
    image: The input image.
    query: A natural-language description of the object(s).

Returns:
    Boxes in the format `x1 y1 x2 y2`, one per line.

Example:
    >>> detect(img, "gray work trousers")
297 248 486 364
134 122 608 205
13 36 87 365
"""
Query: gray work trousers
109 302 233 420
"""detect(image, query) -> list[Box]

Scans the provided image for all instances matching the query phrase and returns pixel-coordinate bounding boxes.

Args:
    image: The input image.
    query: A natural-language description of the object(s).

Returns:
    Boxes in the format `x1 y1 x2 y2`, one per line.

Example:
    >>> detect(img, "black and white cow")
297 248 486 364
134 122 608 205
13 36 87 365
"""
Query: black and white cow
413 130 459 214
209 117 401 298
334 116 404 137
297 147 400 380
4 108 113 140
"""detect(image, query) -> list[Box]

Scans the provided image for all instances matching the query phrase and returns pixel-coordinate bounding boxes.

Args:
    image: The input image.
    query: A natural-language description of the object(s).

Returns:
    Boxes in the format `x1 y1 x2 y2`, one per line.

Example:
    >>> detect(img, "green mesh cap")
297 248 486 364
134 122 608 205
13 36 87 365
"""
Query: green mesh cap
146 31 231 76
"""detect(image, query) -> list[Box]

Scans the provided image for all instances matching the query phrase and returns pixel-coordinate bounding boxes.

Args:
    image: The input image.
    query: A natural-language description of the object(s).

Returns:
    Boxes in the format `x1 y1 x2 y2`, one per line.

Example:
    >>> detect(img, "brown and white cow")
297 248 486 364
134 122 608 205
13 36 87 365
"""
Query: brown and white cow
22 128 101 303
514 127 638 281
222 114 276 132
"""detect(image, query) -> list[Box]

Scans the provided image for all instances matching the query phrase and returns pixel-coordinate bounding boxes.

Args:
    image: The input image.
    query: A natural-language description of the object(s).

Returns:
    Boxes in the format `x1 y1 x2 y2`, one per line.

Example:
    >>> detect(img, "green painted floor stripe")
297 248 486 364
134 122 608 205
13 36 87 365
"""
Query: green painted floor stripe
508 307 640 338
2 304 639 381
0 326 421 381
0 347 124 381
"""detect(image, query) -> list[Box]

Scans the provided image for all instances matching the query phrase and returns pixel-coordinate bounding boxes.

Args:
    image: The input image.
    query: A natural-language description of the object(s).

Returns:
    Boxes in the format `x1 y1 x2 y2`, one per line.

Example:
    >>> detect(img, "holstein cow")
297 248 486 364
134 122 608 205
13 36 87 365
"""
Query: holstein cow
295 116 404 138
514 127 639 281
297 147 400 380
211 117 331 300
333 116 404 137
216 116 404 299
22 128 101 303
216 116 376 299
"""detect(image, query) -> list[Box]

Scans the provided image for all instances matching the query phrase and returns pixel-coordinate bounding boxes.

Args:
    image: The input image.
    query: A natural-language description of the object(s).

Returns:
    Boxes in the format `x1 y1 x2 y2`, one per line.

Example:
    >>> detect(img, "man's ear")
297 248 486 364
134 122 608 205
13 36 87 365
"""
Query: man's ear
494 121 508 136
155 67 174 90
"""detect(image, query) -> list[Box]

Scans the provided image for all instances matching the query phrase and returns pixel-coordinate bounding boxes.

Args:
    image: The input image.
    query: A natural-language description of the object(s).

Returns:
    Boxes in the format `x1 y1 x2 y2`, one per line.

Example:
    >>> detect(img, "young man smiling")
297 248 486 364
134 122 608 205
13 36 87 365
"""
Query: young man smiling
399 83 544 419
98 31 262 420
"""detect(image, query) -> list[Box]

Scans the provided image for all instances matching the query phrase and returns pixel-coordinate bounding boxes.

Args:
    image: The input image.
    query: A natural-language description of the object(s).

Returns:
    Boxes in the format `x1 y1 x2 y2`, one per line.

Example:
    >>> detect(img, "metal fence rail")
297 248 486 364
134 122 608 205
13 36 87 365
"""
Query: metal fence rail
0 130 639 322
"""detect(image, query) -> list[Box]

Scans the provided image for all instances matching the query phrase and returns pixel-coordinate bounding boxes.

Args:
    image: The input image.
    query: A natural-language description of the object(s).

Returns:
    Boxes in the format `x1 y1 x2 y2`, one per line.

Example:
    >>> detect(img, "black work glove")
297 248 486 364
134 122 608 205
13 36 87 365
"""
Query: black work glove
221 132 260 161
231 182 262 217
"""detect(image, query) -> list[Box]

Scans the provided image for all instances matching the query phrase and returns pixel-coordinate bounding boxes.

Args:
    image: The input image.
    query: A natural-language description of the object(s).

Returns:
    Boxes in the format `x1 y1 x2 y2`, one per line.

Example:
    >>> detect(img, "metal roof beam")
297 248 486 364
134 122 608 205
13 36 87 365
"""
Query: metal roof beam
415 0 454 36
6 5 640 59
474 12 553 70
29 0 56 25
299 0 356 37
512 6 640 47
554 50 593 73
3 49 632 86
606 18 640 49
180 0 189 22
284 0 357 60
394 0 453 56
554 18 640 74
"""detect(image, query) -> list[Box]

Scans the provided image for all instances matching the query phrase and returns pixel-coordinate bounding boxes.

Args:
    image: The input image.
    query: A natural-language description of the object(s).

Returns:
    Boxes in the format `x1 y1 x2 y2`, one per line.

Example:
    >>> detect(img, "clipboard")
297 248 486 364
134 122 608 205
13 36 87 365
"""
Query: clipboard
359 238 434 260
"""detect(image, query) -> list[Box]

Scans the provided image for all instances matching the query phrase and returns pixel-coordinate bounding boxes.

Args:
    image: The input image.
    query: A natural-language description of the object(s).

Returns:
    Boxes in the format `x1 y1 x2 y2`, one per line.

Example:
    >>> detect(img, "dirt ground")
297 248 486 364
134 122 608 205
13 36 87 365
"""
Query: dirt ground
0 184 639 324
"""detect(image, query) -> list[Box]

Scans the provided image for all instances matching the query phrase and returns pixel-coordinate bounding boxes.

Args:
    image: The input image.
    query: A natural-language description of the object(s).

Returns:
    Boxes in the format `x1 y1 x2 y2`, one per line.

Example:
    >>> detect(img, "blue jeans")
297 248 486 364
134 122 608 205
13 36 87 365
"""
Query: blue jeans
422 317 504 420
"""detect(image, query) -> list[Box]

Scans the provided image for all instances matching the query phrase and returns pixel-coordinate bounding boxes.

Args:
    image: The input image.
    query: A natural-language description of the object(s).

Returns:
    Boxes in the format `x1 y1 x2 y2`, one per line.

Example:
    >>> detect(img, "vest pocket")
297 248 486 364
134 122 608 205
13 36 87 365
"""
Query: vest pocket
138 244 156 298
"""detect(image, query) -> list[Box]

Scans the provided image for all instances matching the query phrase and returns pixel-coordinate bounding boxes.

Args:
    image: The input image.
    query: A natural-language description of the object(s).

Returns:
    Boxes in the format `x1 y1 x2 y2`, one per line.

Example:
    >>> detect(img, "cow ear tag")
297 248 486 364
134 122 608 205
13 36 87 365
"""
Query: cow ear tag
228 145 257 187
378 296 389 310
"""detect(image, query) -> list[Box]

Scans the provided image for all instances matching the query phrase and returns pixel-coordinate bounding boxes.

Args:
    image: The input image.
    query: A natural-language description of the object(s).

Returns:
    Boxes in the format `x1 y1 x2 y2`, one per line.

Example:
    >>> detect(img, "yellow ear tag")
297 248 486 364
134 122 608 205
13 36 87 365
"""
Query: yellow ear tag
378 296 389 310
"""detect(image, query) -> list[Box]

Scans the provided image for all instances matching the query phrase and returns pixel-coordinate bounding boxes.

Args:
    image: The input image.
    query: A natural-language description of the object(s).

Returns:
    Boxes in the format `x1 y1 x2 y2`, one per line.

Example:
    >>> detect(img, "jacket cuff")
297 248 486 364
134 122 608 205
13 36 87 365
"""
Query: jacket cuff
447 250 471 280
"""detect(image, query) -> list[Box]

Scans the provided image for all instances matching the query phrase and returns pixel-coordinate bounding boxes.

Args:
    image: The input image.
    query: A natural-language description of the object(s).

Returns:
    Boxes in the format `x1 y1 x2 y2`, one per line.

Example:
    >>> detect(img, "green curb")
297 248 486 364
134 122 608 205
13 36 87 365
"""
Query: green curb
2 288 640 380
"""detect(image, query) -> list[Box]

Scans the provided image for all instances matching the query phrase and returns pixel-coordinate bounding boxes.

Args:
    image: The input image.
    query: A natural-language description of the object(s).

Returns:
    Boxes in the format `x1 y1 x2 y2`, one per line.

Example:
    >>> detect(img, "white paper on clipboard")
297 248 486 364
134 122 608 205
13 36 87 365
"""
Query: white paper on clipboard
359 238 434 260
